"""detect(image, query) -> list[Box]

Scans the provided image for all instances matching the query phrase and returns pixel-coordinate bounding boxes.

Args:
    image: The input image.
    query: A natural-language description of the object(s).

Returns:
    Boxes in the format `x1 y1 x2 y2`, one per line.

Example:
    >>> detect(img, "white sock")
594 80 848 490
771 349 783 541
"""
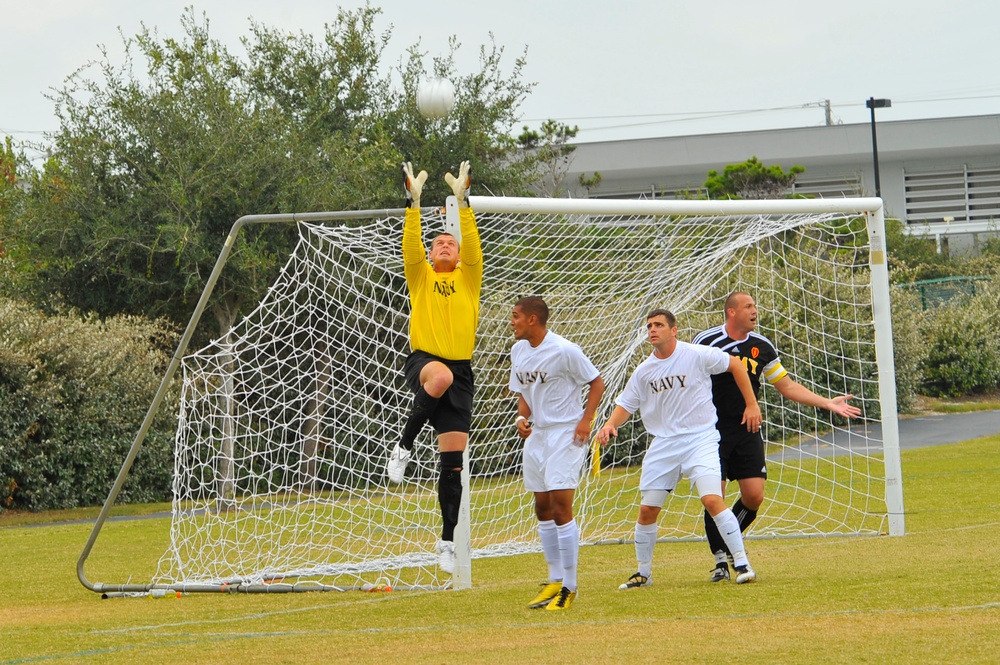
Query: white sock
712 509 749 568
538 519 563 583
556 520 580 592
634 522 658 578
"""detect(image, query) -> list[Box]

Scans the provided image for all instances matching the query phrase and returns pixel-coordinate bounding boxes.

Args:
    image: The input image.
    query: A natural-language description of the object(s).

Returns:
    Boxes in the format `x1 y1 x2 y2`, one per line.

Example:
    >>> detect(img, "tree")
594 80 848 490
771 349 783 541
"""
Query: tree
9 7 536 340
517 120 579 196
578 171 603 197
0 138 31 296
704 156 804 200
0 137 26 220
388 37 536 202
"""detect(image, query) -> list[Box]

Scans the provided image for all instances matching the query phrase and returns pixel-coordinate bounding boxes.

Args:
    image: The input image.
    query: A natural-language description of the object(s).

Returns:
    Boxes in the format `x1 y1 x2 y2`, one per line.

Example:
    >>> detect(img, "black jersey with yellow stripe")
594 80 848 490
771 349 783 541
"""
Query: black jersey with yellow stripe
693 324 786 429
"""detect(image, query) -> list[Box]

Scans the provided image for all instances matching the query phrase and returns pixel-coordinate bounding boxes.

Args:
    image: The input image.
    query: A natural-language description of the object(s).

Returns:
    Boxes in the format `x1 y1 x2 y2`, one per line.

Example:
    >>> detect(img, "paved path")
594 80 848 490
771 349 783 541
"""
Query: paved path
792 410 1000 458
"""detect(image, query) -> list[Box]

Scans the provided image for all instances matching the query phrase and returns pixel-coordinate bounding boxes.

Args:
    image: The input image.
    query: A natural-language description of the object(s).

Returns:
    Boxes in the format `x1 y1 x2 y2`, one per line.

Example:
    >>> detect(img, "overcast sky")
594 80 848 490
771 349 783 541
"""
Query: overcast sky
3 0 1000 160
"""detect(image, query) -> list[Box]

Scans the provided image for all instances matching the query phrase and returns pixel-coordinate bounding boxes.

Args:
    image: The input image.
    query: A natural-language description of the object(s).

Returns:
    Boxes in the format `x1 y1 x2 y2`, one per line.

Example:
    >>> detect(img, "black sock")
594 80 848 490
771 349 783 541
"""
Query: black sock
704 508 729 560
732 498 758 533
438 451 463 542
399 387 440 451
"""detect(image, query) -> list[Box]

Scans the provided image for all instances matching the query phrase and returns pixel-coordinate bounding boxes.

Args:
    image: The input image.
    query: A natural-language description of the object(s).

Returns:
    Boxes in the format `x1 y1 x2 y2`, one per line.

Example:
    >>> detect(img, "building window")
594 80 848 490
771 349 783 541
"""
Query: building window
790 176 862 199
904 166 1000 224
595 186 708 201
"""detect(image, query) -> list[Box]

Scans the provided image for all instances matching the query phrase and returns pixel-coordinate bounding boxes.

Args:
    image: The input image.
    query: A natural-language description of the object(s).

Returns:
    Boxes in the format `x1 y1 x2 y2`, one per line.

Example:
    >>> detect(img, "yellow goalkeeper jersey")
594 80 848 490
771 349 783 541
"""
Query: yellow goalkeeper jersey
402 207 483 361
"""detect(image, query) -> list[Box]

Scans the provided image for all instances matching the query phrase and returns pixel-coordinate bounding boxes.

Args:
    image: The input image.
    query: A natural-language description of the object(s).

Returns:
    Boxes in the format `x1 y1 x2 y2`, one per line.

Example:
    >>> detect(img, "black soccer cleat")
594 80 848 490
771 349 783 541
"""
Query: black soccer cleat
618 572 652 590
710 563 731 583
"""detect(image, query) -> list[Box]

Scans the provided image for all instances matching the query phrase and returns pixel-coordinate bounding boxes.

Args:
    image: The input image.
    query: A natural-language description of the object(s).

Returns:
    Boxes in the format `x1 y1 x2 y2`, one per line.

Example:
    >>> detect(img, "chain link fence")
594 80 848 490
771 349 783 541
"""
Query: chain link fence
898 276 992 310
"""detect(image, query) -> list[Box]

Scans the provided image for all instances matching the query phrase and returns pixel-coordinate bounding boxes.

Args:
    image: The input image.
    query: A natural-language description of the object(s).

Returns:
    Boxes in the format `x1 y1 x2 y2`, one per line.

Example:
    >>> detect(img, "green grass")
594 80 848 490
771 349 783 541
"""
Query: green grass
2 434 999 664
913 392 1000 414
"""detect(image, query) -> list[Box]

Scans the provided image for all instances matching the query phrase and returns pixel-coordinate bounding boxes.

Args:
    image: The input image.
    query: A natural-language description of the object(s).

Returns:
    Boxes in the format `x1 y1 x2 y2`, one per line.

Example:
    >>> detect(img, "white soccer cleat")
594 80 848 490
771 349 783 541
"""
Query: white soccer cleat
386 444 411 484
734 564 757 584
436 540 456 574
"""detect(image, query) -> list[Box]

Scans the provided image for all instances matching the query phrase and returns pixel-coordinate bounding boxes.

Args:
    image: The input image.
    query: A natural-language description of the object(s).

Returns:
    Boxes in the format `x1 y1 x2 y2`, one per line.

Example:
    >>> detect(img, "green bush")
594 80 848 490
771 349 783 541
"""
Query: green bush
884 217 955 280
922 279 1000 396
0 299 179 511
889 286 930 412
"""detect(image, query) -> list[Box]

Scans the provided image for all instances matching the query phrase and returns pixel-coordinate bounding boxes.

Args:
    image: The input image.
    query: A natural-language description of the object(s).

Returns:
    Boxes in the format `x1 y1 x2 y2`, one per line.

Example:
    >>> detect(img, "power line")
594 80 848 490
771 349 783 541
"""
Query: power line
0 128 50 135
524 102 819 124
7 93 1000 141
523 93 1000 132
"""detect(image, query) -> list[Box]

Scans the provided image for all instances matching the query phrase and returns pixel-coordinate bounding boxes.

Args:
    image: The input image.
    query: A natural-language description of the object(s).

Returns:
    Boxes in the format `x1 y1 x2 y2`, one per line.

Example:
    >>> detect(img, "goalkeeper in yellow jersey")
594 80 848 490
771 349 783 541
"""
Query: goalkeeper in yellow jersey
386 160 482 575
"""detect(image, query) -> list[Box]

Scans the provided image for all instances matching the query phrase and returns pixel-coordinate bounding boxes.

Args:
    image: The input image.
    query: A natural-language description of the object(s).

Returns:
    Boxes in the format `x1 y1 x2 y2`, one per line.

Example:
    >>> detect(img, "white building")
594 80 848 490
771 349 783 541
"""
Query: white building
563 114 1000 255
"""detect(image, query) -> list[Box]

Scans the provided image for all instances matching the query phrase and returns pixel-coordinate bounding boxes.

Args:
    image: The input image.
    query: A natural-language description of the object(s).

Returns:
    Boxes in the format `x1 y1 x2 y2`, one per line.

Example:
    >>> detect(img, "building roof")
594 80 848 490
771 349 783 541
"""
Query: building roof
566 113 1000 188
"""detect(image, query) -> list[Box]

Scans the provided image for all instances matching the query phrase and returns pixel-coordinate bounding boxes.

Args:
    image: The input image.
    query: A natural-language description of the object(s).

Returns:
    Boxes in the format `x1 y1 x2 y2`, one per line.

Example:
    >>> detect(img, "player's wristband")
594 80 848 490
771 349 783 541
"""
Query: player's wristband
515 415 528 426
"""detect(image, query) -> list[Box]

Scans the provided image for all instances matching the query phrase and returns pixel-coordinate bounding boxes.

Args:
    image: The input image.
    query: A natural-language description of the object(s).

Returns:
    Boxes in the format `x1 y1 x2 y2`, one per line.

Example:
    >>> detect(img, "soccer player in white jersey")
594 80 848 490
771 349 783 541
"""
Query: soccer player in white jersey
509 296 605 610
693 291 861 582
597 308 762 588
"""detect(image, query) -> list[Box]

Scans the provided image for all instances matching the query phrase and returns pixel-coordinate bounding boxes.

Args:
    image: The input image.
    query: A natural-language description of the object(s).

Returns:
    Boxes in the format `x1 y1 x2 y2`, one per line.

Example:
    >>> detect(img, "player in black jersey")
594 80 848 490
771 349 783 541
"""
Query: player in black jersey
693 292 862 582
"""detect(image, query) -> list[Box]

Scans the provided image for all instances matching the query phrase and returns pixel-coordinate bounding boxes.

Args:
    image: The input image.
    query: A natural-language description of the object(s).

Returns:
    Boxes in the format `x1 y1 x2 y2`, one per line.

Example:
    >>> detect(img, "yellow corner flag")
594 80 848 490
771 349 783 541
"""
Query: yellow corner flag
590 436 602 478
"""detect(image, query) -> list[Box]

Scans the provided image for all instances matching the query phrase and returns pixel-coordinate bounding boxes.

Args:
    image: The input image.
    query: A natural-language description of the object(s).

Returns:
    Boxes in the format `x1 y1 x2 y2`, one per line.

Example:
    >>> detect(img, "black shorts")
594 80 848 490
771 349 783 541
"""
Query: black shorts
403 350 474 435
717 426 768 481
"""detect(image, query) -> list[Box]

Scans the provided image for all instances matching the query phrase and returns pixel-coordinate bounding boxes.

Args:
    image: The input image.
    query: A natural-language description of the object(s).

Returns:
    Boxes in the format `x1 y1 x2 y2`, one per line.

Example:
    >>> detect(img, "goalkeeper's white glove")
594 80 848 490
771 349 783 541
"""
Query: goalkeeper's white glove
445 160 471 208
402 162 428 209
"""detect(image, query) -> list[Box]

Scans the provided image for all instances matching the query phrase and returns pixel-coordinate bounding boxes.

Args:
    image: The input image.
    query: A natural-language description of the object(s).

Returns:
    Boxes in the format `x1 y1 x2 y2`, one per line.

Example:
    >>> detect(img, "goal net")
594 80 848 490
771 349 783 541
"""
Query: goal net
152 195 902 593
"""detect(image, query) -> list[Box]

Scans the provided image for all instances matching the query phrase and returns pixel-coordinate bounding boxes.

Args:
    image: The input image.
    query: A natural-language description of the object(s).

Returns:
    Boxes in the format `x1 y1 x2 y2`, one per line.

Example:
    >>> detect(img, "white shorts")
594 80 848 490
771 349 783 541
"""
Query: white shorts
522 423 588 493
638 430 721 493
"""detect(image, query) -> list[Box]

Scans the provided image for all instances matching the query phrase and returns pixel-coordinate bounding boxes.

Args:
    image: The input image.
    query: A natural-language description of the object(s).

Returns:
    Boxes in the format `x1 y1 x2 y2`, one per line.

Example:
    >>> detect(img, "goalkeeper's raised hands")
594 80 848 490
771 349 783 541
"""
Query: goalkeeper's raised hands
445 160 471 208
402 162 428 209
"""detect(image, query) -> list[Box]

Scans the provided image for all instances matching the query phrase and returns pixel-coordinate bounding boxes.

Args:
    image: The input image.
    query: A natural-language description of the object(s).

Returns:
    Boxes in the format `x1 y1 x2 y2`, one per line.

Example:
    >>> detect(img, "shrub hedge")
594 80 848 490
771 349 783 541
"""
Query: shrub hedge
0 299 178 511
921 279 1000 397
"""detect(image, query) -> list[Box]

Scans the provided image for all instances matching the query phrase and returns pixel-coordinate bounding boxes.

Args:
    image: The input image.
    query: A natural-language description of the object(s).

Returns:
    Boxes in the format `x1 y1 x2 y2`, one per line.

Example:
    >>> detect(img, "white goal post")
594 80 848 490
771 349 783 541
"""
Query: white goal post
78 194 903 597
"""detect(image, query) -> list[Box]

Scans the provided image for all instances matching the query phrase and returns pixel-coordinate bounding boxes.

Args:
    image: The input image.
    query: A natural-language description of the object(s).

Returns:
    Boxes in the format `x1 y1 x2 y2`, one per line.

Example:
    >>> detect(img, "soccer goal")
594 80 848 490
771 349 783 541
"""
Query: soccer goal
78 194 903 597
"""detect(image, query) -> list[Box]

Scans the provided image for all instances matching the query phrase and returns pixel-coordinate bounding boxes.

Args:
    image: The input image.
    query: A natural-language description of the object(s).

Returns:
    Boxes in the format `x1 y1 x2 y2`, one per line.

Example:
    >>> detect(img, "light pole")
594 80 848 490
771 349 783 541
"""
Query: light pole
866 97 891 198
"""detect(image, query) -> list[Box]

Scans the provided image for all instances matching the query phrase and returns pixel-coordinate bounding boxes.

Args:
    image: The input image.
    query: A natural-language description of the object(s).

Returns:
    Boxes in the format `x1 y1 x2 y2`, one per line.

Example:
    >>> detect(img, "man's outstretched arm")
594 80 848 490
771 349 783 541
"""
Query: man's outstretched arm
773 376 862 419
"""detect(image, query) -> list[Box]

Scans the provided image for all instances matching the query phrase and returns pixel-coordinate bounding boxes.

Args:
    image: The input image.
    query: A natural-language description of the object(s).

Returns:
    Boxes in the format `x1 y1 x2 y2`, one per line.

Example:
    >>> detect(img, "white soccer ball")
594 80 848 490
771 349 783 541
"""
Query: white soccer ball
416 78 456 119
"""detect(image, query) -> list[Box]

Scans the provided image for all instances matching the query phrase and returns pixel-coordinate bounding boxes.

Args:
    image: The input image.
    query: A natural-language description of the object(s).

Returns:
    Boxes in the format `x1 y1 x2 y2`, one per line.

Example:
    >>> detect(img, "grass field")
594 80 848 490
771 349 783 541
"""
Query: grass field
2 431 999 664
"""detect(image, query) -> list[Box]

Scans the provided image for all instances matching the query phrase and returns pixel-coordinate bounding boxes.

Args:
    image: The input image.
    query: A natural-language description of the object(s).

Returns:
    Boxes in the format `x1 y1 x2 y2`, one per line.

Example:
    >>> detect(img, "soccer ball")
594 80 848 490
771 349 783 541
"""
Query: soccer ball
416 78 456 119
